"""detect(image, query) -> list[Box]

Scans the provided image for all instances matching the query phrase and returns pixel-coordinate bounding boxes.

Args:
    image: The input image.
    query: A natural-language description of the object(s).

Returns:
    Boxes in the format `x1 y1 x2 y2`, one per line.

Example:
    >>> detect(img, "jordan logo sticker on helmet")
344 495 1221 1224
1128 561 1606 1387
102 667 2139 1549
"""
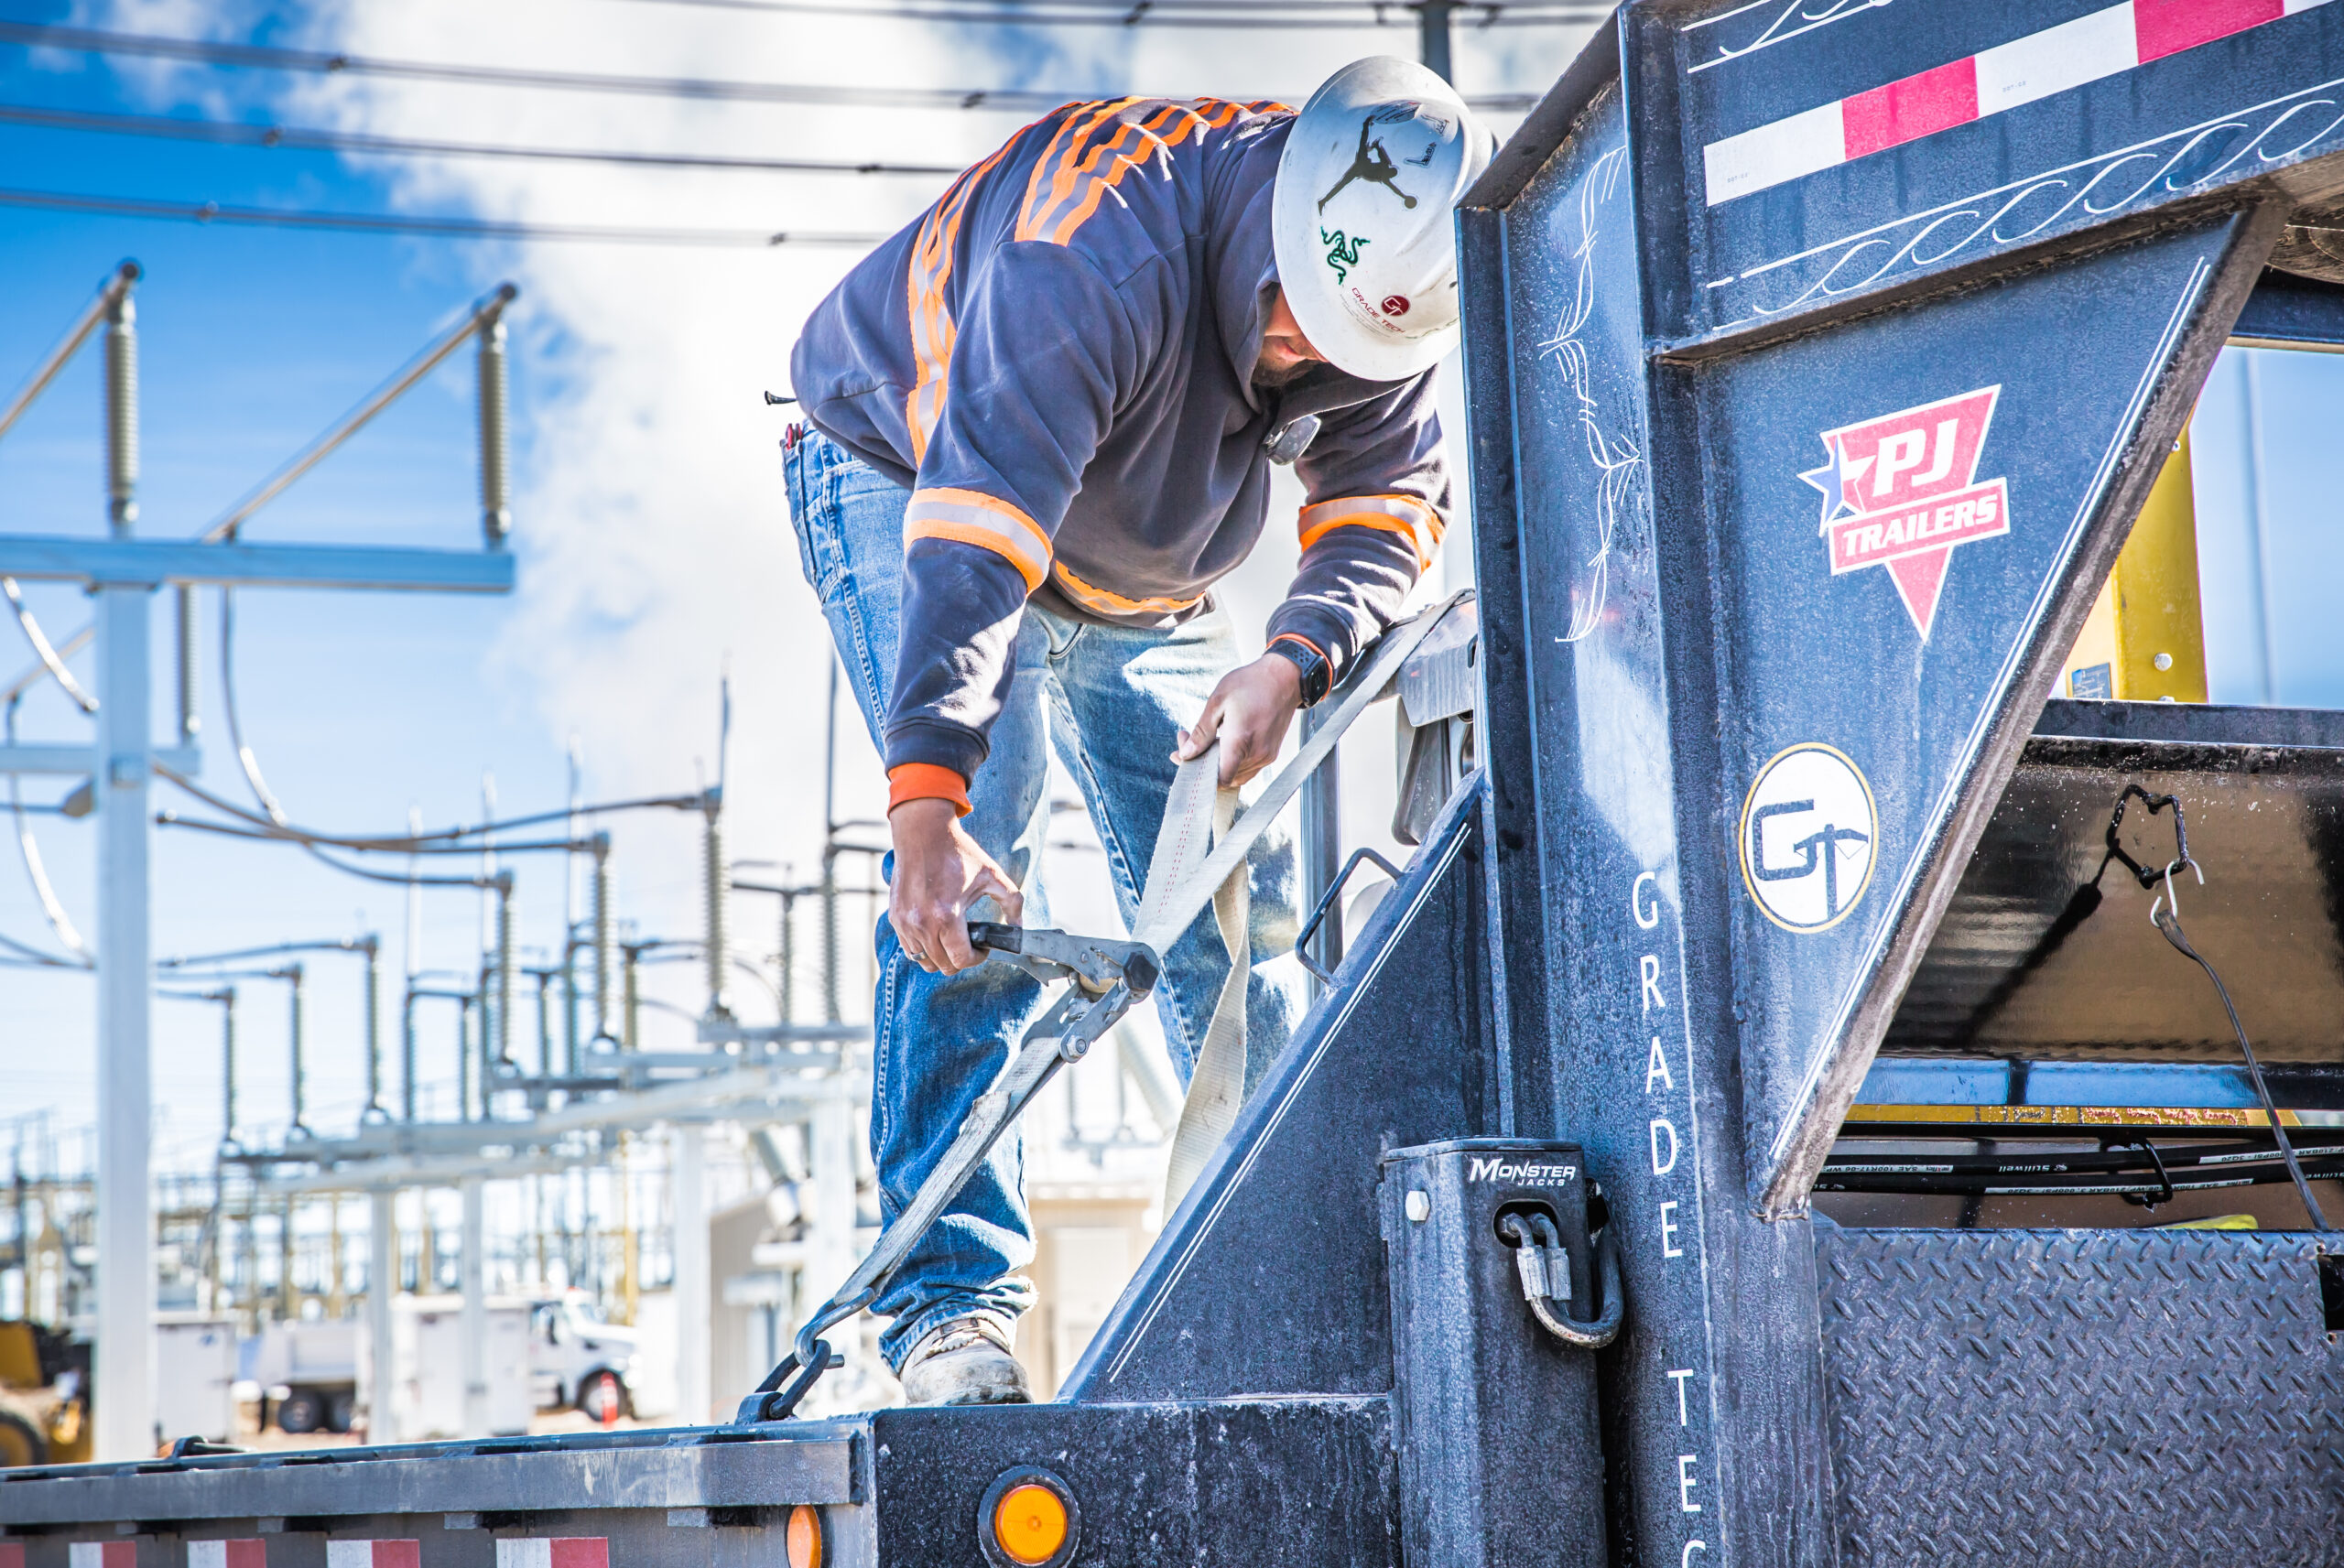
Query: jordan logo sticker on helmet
1318 109 1421 212
1799 384 2008 638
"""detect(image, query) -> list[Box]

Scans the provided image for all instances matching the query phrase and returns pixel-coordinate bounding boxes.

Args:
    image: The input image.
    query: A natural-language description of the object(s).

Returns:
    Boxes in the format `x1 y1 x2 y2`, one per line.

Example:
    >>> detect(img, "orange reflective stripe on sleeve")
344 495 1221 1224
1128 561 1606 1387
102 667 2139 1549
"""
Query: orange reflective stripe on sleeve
906 487 1053 592
1016 99 1262 248
904 140 1016 464
1297 494 1445 573
1016 99 1139 244
1048 560 1206 618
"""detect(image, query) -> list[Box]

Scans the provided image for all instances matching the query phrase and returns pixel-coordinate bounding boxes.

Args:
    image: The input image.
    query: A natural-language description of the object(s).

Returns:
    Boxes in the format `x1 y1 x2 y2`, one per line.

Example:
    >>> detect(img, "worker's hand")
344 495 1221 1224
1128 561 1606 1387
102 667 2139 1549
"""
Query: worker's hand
1175 654 1303 788
886 797 1024 975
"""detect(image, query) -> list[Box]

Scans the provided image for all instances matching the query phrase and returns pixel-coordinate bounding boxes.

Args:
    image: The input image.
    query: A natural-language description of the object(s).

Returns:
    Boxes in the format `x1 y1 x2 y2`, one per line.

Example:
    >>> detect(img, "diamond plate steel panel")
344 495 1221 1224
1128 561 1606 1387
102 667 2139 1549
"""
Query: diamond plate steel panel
1816 1228 2343 1567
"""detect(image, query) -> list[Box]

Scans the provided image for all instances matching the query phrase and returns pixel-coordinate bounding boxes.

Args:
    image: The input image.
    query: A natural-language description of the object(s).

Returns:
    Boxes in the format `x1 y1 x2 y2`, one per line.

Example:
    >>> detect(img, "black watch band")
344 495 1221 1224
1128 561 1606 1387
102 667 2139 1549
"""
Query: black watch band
1267 637 1332 708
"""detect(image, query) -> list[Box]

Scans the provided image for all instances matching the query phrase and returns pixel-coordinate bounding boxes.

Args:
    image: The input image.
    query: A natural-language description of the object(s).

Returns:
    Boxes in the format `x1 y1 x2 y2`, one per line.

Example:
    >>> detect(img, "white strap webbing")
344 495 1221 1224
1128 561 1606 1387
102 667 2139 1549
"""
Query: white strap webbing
1132 593 1462 1208
1137 757 1244 1208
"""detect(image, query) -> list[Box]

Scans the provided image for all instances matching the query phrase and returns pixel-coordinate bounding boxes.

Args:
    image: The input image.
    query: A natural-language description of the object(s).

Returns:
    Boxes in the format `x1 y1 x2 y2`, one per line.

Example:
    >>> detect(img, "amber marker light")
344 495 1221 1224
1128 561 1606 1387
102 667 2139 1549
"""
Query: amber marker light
785 1504 822 1568
977 1467 1080 1568
994 1484 1065 1563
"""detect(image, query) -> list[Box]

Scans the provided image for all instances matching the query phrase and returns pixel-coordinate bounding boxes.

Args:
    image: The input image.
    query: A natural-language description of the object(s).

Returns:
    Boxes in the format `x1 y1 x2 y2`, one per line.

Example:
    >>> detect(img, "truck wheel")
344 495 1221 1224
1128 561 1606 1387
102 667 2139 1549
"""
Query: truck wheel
277 1389 325 1435
579 1371 629 1423
0 1410 48 1467
327 1391 356 1433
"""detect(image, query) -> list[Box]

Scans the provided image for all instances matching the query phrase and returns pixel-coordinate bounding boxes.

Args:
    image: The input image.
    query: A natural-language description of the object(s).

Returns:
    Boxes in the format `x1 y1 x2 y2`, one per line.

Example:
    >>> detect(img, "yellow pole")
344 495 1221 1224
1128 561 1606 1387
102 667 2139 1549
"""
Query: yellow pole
2060 427 2208 702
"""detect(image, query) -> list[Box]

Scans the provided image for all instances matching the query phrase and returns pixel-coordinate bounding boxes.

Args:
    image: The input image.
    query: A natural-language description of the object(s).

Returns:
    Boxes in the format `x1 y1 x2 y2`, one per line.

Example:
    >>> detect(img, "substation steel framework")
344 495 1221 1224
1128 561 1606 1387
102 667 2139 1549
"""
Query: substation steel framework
0 267 516 1461
5 4 2344 1563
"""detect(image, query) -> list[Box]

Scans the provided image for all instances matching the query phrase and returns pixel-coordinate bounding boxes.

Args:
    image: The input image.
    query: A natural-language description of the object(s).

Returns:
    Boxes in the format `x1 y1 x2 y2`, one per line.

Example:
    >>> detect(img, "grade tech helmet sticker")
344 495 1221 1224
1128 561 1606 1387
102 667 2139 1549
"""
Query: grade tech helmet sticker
1800 384 2007 638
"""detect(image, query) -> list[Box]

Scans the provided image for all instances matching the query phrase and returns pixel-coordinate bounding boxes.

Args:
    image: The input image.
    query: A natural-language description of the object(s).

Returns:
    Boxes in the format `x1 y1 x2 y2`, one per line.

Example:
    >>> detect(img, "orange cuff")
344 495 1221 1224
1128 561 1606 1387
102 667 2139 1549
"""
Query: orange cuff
887 762 972 817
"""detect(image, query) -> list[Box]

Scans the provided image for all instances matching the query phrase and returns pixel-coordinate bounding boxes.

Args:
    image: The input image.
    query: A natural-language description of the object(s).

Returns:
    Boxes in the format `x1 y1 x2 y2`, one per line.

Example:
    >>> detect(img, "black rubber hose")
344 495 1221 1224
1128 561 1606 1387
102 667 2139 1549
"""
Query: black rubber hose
2153 906 2332 1231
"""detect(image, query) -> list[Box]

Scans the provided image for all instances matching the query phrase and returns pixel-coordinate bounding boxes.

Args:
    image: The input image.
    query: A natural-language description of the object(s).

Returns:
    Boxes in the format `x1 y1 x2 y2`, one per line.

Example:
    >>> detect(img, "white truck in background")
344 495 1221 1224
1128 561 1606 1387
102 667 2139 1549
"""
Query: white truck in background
242 1319 361 1434
244 1294 639 1438
386 1298 532 1440
153 1316 238 1445
526 1292 641 1422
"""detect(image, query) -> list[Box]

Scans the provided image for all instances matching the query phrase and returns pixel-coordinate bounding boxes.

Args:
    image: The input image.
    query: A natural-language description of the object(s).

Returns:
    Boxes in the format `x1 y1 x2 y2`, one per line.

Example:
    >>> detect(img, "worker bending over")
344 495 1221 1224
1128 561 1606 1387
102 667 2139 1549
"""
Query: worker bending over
784 58 1485 1405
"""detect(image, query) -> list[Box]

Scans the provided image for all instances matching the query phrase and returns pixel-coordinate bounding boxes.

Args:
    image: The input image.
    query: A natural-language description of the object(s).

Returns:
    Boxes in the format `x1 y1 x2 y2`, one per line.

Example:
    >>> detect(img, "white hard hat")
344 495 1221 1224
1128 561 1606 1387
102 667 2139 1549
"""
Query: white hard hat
1273 57 1490 383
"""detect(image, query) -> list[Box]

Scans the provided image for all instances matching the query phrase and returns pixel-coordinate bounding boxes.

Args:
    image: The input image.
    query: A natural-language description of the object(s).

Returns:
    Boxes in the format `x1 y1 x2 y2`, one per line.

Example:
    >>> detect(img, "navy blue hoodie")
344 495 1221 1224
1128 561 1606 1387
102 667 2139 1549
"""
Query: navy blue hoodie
790 96 1452 788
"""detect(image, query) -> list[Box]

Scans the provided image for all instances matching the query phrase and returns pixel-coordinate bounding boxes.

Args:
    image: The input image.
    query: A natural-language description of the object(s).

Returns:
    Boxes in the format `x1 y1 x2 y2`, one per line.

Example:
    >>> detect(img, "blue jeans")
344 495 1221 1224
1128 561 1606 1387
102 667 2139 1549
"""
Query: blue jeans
783 428 1304 1368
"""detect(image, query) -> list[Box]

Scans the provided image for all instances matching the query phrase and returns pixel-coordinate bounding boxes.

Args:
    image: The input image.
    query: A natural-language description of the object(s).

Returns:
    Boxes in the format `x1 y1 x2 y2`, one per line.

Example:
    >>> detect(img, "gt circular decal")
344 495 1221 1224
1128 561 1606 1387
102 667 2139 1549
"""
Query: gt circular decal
1739 742 1877 933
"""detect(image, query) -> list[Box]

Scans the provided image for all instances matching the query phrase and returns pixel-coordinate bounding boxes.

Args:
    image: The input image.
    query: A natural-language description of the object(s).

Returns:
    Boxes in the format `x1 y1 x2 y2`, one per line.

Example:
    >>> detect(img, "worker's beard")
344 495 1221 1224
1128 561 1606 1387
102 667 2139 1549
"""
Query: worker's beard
1246 341 1321 389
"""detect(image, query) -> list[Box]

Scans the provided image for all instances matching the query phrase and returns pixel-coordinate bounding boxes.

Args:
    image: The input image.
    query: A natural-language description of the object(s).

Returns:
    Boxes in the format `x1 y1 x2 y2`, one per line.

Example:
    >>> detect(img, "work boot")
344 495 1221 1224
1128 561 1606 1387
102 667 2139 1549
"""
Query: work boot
897 1315 1030 1406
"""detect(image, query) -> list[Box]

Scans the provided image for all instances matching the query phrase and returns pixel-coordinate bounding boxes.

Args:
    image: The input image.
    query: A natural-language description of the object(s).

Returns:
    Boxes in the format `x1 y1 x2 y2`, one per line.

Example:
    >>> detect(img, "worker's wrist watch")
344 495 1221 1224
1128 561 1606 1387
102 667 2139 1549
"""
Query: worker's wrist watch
1266 637 1332 708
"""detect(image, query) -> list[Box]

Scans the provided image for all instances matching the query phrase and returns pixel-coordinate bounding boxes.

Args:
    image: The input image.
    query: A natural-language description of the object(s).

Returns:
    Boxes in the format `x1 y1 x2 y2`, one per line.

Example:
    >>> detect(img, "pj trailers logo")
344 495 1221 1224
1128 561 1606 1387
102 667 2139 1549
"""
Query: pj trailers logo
1801 385 2008 638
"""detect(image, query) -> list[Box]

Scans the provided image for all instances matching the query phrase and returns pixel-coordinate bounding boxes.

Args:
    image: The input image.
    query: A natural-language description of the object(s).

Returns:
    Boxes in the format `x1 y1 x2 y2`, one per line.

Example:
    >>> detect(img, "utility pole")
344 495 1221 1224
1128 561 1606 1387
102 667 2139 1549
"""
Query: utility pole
92 269 154 1464
821 664 841 1026
286 962 307 1135
366 1186 396 1440
704 671 733 1023
459 1174 486 1437
670 1125 709 1422
0 267 520 1457
1412 0 1460 83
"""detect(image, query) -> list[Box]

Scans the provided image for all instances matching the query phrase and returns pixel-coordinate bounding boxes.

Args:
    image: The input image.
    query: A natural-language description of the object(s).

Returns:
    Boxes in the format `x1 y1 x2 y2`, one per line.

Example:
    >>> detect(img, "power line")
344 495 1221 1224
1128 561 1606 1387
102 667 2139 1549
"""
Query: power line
158 813 586 857
0 929 86 968
601 0 1607 27
0 102 966 178
0 19 1542 114
0 18 1082 114
0 187 890 247
158 762 708 855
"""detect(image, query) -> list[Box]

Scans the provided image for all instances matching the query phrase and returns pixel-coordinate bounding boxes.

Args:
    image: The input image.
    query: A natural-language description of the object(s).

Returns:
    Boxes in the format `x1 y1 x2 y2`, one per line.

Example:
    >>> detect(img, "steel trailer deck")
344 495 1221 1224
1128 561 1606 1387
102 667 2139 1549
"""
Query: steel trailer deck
12 4 2344 1564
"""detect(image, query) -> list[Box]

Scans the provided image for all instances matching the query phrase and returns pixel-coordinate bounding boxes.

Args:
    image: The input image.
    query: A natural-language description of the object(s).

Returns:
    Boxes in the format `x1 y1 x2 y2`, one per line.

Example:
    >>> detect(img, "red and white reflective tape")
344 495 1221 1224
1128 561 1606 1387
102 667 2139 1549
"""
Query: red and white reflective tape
494 1541 607 1568
1704 0 2338 205
69 1544 138 1568
2 1541 27 1568
323 1543 418 1568
189 1543 267 1568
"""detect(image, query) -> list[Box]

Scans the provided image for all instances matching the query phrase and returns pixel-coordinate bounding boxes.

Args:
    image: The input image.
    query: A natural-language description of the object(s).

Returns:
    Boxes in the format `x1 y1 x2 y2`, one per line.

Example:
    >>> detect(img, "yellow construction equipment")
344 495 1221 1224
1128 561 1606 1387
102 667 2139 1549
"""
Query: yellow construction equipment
0 1320 92 1467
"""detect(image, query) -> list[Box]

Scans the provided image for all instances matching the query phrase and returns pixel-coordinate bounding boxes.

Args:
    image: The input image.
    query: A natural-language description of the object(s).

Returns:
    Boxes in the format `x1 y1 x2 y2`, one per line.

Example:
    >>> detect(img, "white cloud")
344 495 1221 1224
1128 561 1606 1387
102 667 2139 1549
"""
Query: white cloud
71 0 1586 1086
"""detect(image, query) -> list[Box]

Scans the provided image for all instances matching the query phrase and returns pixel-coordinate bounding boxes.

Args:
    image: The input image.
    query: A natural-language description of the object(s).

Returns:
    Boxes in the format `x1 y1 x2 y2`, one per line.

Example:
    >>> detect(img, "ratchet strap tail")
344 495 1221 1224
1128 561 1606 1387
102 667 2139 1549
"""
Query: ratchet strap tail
1141 593 1469 1206
1144 759 1246 1208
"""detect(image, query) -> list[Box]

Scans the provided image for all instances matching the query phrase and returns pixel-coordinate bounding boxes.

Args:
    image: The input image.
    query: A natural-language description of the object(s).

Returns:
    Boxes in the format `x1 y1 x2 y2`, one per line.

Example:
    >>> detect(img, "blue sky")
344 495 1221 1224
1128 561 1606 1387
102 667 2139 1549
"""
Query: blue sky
0 1 1583 1173
2192 349 2344 708
5 3 2340 1178
4 32 564 1167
